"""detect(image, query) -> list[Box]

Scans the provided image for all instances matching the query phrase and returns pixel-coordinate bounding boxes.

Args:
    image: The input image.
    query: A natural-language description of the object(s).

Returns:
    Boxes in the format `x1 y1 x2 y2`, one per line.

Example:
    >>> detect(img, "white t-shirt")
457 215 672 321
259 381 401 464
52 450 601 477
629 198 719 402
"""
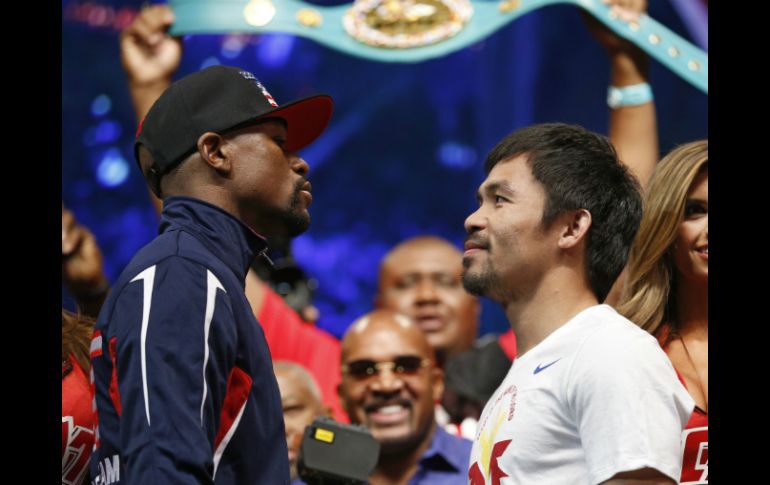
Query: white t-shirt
468 305 694 485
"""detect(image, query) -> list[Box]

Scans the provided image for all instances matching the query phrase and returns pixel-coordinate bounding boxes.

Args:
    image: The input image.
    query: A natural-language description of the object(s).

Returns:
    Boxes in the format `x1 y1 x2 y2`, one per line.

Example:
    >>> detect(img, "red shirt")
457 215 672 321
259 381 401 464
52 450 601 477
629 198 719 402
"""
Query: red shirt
657 325 708 484
62 354 95 485
258 286 348 422
498 329 518 361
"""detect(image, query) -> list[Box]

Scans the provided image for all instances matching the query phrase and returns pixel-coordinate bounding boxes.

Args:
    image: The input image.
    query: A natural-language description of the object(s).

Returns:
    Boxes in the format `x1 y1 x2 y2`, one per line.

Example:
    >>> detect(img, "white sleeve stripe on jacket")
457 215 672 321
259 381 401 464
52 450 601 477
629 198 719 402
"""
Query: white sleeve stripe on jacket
212 399 247 479
201 270 226 425
131 265 157 427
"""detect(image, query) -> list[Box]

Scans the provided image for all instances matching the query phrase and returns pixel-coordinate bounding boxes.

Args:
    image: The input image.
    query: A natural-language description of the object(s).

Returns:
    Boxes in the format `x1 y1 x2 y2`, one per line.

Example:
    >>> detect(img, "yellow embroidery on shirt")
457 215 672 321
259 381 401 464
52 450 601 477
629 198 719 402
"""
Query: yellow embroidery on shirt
479 405 507 480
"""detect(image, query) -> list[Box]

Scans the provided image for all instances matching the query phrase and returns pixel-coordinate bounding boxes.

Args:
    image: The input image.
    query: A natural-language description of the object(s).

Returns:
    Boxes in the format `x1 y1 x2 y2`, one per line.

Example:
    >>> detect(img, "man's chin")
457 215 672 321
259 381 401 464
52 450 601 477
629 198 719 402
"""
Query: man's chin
461 271 489 297
375 430 419 455
285 212 311 237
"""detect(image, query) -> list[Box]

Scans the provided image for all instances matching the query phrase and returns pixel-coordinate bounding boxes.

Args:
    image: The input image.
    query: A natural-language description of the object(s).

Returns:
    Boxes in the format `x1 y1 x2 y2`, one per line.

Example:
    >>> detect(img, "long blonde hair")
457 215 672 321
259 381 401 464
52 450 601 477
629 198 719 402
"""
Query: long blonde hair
617 140 708 335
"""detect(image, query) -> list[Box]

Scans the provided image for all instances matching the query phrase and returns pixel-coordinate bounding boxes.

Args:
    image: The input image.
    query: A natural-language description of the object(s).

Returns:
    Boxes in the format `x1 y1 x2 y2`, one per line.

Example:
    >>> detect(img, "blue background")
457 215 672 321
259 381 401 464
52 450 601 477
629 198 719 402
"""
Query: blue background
62 0 708 338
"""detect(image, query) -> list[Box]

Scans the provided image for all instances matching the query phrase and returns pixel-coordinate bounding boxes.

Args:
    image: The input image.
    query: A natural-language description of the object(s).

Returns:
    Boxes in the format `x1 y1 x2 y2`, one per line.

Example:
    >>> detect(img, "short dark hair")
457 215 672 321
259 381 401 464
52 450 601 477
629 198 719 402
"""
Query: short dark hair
485 123 643 302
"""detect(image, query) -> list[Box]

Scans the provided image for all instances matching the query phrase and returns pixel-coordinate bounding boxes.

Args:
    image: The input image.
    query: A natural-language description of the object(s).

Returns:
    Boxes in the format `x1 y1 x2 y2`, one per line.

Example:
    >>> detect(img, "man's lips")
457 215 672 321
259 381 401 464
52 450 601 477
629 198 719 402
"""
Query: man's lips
364 398 411 413
299 181 313 205
463 239 487 257
415 314 445 332
365 402 411 426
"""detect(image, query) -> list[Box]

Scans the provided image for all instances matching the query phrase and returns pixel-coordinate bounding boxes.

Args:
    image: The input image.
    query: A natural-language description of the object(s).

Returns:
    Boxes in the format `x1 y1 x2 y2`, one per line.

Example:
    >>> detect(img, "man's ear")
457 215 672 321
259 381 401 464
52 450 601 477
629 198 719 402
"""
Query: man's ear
197 132 231 175
557 209 592 250
137 144 155 175
137 145 163 198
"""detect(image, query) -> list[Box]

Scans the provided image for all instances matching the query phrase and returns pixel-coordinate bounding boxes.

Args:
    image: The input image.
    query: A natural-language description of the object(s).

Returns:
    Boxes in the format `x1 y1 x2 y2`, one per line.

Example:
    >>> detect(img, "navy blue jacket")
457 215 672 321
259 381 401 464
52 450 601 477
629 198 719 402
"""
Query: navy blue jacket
90 197 289 485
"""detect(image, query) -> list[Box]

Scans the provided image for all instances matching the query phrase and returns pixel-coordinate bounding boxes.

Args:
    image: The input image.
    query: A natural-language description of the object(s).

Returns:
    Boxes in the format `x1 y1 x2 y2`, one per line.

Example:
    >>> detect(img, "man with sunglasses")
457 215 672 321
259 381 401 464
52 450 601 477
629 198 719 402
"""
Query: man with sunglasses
338 309 471 484
89 66 333 485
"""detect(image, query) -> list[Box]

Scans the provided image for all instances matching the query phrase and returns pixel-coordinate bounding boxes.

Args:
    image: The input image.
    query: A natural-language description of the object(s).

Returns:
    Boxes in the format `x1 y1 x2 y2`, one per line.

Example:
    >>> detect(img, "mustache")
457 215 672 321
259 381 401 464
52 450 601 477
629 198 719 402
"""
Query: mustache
293 177 310 195
464 233 489 249
288 177 310 208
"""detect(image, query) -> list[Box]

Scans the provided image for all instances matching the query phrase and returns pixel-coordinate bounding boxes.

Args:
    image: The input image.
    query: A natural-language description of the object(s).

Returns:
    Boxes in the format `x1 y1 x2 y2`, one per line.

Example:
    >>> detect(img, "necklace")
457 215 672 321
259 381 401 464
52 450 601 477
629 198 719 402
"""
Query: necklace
678 334 708 412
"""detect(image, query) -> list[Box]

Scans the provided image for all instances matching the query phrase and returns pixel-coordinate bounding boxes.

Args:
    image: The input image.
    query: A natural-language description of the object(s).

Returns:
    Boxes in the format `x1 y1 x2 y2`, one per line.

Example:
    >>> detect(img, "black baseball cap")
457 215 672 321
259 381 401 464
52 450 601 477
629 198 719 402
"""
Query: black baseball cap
135 65 333 196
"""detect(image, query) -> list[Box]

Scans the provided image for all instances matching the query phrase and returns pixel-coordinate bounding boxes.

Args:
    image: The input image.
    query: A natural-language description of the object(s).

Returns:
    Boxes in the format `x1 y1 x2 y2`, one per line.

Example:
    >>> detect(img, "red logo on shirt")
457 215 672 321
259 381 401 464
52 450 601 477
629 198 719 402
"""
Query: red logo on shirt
62 416 95 485
681 426 708 484
468 439 512 485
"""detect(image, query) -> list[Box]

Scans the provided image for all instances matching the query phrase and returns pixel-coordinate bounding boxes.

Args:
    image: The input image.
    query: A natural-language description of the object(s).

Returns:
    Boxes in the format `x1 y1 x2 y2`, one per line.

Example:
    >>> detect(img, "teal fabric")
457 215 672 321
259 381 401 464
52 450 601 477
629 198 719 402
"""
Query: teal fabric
169 0 707 93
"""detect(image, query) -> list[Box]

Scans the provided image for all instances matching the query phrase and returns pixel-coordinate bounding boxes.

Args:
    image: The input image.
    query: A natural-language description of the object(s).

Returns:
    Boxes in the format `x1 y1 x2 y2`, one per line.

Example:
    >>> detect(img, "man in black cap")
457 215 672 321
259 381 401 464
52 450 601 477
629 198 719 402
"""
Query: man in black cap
89 65 332 485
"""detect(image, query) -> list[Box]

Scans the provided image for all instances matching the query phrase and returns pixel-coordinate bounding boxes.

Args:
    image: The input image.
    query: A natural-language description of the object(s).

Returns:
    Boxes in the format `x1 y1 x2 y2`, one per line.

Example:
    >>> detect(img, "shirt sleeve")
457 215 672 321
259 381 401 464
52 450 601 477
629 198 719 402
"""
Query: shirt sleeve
565 327 695 484
109 258 236 484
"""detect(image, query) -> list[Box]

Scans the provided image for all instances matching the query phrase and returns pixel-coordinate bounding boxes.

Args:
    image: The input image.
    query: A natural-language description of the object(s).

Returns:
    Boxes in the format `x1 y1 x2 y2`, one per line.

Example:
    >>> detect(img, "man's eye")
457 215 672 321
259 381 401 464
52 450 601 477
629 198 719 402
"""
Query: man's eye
284 404 304 414
436 275 458 287
395 279 416 289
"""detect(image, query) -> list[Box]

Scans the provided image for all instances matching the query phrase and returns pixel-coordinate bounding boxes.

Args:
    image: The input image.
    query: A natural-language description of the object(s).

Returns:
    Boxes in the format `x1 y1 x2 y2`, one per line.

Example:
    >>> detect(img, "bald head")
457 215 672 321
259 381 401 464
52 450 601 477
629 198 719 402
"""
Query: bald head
274 361 323 402
341 309 434 363
274 361 329 480
338 309 443 456
376 236 480 363
378 237 462 283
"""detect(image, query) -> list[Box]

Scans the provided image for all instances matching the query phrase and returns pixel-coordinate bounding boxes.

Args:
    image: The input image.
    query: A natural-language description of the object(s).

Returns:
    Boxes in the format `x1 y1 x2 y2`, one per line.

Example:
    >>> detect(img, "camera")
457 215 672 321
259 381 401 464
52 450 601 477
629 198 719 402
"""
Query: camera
297 417 380 485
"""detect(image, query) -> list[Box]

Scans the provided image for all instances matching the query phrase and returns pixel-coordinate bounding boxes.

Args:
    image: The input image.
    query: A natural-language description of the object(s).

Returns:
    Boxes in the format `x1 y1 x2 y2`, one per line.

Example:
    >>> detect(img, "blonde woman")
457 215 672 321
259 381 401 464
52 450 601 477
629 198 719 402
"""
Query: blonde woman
588 4 707 480
617 141 708 484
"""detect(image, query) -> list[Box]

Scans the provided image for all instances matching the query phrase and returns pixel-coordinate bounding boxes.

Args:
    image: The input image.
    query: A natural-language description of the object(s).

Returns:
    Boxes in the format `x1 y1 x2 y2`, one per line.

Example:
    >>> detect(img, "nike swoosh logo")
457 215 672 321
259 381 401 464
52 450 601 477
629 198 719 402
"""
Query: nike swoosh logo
534 359 561 374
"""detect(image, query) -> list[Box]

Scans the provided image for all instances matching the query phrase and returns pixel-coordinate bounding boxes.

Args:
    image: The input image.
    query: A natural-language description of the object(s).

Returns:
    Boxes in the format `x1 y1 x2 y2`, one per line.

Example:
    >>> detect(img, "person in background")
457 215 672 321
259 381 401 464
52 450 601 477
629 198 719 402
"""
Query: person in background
375 236 481 367
274 361 332 485
62 205 108 485
588 3 708 481
617 141 708 484
62 203 110 317
62 309 96 485
375 236 513 439
338 309 471 484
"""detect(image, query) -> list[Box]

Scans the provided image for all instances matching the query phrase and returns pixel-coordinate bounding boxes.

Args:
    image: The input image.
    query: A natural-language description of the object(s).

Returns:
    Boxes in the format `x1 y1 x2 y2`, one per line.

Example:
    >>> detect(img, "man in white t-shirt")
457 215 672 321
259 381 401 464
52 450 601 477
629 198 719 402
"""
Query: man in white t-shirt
461 123 694 484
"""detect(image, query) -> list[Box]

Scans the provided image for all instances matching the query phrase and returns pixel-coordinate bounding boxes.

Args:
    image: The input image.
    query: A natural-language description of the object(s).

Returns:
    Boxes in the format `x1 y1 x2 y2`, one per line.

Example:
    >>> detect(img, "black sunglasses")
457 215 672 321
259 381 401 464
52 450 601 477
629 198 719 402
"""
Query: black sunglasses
342 355 431 380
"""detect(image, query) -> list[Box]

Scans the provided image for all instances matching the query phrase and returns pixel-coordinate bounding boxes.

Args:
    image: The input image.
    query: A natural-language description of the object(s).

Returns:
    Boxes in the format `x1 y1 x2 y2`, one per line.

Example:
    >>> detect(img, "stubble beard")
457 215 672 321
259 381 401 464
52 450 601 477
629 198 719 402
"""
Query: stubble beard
277 178 311 237
461 257 500 299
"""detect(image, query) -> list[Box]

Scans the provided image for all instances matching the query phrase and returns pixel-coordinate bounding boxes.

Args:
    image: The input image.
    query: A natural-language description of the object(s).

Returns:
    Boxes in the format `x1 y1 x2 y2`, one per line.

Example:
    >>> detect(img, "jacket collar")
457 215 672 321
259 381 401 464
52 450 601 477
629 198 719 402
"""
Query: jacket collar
159 196 268 281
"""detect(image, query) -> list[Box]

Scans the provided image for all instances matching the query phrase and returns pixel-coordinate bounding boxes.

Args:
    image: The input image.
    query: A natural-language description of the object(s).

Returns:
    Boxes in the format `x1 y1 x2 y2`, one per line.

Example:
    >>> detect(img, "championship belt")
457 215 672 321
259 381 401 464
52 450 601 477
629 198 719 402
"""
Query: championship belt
169 0 707 94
